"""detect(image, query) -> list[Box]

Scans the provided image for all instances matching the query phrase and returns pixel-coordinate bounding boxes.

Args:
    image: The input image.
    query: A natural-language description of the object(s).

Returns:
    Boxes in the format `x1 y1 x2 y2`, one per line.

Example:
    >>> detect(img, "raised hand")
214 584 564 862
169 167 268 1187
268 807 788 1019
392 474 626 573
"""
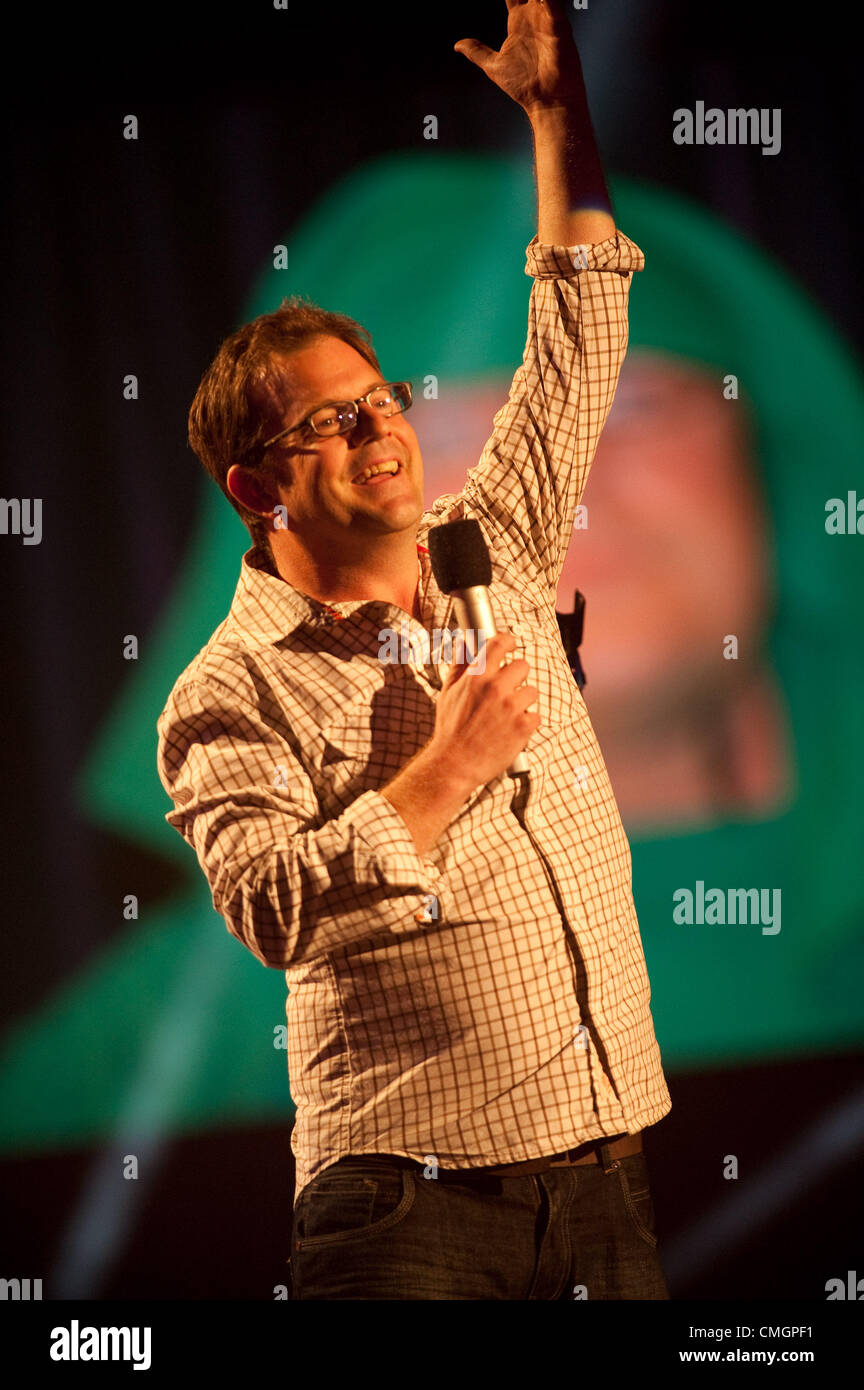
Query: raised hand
453 0 586 116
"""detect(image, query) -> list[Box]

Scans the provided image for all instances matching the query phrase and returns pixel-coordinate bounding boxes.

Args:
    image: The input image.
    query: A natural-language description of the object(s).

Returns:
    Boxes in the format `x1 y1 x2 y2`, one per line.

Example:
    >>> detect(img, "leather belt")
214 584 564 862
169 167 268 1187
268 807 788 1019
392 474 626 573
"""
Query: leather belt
468 1132 641 1178
390 1132 642 1182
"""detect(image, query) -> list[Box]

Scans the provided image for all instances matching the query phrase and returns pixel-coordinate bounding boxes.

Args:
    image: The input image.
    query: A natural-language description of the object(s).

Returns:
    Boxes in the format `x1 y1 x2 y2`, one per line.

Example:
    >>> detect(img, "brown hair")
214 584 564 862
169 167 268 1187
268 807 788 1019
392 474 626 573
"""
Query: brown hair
187 295 382 550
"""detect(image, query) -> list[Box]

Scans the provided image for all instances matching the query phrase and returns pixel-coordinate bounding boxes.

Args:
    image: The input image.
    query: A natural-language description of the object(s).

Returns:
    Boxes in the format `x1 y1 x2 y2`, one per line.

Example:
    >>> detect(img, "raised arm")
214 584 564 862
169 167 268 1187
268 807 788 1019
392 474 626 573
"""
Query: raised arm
454 0 615 246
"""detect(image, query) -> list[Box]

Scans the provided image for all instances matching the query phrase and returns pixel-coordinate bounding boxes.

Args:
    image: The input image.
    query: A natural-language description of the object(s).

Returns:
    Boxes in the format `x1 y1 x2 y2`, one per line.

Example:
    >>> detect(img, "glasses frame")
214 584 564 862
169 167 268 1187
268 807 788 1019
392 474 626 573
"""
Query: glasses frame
261 380 414 450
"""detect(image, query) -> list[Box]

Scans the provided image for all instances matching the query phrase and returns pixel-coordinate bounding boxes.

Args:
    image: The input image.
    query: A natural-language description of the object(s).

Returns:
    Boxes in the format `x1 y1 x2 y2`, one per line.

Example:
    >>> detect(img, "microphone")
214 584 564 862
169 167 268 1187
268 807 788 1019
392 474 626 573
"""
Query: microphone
427 518 529 777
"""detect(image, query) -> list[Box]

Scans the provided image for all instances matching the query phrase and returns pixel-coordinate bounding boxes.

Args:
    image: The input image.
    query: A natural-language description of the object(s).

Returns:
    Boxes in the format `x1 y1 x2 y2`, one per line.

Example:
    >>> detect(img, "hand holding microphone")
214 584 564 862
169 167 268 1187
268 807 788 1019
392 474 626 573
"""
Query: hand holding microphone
431 628 539 786
379 520 537 855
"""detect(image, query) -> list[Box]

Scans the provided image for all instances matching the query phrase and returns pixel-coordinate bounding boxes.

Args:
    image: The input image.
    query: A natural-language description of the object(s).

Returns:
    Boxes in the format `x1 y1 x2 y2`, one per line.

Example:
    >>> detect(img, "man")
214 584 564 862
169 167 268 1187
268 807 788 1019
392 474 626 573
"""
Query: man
157 0 672 1299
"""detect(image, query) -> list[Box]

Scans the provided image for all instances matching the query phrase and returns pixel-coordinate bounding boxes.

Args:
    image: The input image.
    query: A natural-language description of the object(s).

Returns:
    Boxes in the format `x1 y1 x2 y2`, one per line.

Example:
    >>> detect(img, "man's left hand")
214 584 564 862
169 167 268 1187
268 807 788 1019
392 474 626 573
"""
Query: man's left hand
454 0 585 117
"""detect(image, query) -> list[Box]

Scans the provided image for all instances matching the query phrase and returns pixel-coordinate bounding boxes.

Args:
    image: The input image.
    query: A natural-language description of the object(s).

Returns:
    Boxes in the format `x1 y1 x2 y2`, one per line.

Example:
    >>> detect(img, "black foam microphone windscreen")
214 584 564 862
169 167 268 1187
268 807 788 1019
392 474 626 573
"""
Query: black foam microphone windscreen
427 518 492 592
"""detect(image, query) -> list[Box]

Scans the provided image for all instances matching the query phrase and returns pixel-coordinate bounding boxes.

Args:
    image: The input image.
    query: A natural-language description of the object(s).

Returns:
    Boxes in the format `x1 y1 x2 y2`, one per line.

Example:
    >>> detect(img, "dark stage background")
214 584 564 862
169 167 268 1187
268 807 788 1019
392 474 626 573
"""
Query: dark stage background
1 0 862 1301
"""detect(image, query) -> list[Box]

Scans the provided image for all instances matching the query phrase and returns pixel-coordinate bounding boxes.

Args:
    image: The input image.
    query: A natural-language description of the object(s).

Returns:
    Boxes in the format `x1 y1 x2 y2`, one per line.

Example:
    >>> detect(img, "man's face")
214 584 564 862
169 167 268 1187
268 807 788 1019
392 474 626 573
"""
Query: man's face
252 336 424 546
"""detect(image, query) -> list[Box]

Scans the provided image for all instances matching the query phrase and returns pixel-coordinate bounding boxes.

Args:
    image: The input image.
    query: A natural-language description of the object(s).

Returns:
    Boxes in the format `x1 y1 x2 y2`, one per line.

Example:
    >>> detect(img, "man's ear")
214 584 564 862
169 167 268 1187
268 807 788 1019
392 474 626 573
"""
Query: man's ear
226 463 282 521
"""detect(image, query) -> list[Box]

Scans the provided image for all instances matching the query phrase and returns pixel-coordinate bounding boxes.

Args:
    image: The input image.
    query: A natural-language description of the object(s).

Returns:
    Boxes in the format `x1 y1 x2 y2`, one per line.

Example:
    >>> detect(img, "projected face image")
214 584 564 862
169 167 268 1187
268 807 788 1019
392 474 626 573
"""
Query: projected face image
563 353 770 717
410 352 794 832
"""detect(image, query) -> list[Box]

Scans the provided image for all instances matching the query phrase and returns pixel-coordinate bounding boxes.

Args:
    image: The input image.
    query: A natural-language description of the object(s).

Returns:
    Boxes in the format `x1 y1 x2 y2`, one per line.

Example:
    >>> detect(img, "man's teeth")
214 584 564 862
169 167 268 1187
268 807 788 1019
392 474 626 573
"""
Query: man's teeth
354 462 400 483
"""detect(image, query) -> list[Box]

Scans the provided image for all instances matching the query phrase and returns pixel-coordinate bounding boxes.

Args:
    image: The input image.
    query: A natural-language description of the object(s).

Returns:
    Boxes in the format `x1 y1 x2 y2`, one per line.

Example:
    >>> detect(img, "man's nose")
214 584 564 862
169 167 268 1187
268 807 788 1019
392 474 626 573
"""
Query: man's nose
349 401 394 439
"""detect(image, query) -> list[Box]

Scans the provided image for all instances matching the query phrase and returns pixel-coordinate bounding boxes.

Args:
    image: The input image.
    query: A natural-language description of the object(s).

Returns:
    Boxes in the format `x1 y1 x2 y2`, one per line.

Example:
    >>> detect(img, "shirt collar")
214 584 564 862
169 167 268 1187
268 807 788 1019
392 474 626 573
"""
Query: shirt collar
225 541 434 648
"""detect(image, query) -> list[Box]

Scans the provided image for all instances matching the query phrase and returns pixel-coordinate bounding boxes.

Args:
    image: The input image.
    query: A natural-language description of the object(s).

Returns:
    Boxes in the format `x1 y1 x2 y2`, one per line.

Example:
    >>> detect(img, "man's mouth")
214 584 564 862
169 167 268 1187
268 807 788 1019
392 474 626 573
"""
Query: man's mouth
352 460 403 486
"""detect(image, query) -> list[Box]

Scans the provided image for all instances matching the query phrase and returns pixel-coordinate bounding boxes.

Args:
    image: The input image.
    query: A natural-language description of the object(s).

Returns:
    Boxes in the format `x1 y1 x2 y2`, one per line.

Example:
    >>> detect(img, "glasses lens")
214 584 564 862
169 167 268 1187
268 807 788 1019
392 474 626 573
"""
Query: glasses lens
369 382 411 414
311 402 356 435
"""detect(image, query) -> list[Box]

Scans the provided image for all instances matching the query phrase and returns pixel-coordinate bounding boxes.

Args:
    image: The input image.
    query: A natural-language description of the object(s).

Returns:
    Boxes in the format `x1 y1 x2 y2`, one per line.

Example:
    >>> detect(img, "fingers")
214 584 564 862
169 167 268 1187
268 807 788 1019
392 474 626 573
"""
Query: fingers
453 38 495 66
444 627 513 668
477 635 538 711
442 629 535 697
481 632 521 671
495 658 535 699
456 629 517 677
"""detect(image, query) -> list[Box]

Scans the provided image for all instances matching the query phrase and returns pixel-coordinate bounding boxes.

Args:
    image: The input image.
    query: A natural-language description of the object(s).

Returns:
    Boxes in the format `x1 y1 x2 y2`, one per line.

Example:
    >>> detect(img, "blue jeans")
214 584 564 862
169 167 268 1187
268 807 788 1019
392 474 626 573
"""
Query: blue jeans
290 1149 670 1300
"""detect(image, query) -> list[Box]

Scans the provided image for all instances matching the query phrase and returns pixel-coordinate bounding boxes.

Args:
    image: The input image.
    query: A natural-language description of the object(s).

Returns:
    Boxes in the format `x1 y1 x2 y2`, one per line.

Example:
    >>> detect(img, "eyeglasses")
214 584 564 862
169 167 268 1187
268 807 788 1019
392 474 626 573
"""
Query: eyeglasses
262 380 413 448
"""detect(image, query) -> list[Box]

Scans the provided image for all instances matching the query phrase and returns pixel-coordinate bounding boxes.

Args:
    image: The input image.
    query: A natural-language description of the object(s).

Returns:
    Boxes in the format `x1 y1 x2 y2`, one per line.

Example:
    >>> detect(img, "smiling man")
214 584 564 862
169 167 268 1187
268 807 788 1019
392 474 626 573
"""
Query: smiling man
229 342 427 620
157 0 672 1301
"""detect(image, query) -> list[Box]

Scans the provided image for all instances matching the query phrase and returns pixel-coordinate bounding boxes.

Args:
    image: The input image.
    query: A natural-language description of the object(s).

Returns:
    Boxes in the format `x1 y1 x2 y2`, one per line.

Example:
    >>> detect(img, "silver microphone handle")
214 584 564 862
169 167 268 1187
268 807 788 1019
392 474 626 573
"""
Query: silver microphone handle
452 589 530 777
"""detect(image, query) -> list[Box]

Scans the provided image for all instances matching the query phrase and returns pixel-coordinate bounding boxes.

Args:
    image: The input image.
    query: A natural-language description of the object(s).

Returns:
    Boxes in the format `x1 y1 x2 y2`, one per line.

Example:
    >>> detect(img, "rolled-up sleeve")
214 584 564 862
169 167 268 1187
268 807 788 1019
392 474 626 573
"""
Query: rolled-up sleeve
453 229 644 600
157 678 441 969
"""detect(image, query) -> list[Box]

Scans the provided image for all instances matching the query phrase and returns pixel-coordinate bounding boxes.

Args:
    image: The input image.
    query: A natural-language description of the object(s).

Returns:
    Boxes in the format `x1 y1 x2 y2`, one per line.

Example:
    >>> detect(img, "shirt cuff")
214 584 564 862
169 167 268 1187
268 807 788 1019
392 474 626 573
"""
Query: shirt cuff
525 230 645 279
350 789 442 895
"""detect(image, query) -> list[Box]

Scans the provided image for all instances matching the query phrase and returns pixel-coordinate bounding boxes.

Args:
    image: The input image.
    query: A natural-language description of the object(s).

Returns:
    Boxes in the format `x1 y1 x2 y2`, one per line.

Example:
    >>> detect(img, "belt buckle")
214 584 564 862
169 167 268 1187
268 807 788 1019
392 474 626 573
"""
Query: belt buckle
598 1142 622 1174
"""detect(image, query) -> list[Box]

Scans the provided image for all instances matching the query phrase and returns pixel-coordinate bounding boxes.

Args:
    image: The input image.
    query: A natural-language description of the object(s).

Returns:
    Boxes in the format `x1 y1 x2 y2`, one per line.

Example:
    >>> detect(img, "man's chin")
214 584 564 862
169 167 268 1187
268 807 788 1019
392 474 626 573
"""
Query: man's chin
351 495 424 533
